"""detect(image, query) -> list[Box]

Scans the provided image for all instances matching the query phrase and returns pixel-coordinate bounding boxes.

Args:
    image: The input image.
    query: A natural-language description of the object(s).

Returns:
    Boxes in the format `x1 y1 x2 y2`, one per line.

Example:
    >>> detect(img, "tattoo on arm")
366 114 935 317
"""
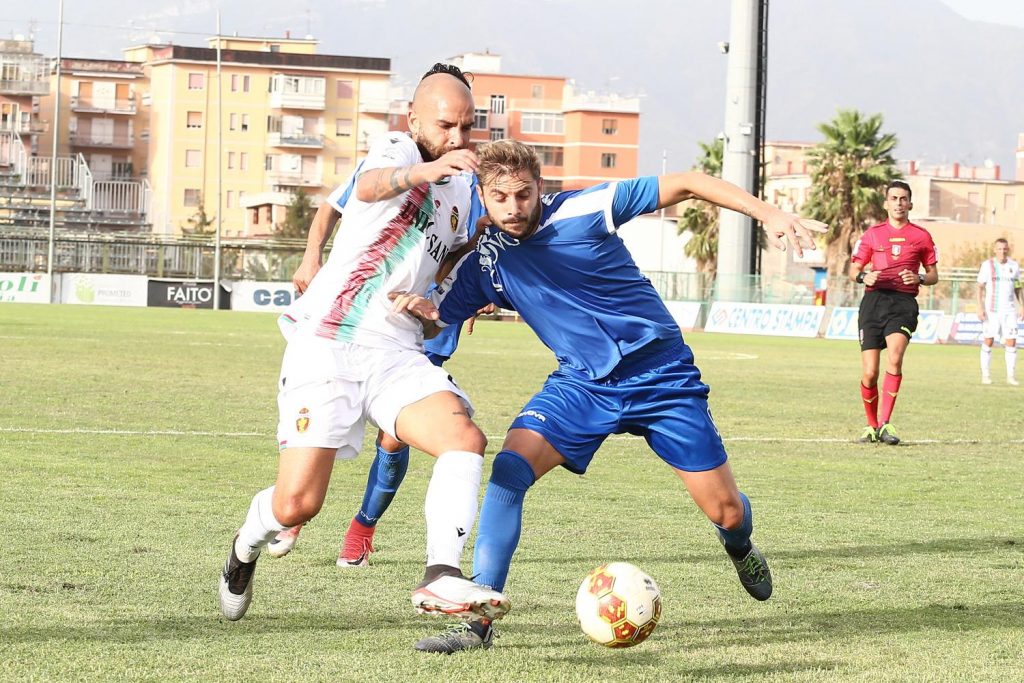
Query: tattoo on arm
388 168 403 193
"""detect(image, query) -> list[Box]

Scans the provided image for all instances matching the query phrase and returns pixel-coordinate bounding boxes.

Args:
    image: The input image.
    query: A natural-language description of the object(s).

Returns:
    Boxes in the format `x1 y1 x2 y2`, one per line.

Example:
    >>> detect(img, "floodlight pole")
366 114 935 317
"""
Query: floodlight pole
213 11 224 310
46 0 65 300
715 0 760 303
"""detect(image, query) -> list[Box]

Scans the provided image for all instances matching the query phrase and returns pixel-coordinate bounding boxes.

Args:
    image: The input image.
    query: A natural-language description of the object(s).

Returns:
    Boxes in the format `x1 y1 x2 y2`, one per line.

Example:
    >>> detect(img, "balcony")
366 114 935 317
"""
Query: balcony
70 96 137 115
269 75 326 110
357 98 391 114
0 79 48 96
267 132 323 148
69 133 135 149
267 171 322 188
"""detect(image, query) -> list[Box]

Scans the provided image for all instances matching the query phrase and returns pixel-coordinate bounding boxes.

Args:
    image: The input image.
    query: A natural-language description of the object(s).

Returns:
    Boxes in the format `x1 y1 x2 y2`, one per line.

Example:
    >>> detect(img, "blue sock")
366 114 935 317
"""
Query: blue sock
715 491 753 559
472 450 536 593
355 443 409 527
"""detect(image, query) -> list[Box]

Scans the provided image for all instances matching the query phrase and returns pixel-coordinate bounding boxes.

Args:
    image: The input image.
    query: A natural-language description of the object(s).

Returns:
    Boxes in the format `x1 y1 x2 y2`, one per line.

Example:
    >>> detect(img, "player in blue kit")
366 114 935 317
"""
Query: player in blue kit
390 139 826 652
268 132 488 567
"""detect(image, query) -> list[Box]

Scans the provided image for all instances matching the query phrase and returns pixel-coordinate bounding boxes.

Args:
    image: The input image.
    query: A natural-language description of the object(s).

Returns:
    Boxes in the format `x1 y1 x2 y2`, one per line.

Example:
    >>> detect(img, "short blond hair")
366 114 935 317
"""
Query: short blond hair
476 139 541 187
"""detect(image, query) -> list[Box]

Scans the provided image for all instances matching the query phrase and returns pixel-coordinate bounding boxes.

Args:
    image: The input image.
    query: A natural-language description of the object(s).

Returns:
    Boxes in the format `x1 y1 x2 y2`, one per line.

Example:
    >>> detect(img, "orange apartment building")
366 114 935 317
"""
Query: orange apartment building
390 52 640 192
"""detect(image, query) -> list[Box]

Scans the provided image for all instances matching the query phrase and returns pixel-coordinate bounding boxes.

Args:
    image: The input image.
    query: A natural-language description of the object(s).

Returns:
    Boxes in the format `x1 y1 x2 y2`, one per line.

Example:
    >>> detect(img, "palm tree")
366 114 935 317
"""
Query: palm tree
679 138 724 278
804 109 900 281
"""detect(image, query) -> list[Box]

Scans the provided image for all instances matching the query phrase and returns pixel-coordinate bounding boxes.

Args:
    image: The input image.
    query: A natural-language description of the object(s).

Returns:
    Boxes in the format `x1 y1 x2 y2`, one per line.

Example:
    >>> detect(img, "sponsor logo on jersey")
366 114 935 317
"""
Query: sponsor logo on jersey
296 407 310 433
517 409 547 422
450 205 459 232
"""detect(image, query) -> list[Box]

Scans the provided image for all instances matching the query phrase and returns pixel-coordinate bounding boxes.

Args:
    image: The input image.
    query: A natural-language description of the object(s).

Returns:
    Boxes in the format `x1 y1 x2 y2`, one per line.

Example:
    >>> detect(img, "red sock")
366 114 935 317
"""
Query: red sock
860 383 879 429
879 372 902 424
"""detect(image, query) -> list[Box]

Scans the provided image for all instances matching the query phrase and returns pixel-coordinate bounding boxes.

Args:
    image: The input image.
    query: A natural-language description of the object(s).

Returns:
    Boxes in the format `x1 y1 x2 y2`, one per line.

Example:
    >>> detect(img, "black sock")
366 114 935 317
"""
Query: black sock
724 540 752 560
422 564 462 584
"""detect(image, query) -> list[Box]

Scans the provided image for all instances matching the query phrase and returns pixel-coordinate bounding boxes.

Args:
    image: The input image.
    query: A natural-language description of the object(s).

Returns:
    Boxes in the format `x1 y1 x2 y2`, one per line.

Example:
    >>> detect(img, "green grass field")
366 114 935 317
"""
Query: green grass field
1 304 1021 682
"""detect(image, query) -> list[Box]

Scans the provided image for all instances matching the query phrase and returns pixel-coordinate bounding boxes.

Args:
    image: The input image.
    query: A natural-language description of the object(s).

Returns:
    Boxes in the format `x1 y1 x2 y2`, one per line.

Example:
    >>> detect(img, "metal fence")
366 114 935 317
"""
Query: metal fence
0 230 986 313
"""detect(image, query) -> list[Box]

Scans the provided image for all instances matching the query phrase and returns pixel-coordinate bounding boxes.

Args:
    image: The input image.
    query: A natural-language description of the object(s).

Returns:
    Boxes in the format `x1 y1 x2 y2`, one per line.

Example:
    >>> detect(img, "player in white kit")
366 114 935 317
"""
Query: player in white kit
218 64 509 624
976 238 1023 385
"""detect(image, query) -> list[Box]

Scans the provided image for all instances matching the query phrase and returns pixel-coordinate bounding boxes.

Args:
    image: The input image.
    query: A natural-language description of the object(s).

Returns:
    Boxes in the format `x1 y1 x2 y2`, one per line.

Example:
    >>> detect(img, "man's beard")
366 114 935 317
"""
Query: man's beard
412 133 446 162
490 200 542 239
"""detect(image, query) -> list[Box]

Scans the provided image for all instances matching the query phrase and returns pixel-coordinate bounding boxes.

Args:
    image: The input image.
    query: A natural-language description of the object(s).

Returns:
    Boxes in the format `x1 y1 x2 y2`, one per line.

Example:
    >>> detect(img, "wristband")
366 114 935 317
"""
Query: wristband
856 271 866 284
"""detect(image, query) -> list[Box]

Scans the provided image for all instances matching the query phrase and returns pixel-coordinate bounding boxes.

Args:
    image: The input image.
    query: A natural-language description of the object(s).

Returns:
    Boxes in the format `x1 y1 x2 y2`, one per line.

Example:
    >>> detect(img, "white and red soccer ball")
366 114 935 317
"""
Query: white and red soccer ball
575 561 662 648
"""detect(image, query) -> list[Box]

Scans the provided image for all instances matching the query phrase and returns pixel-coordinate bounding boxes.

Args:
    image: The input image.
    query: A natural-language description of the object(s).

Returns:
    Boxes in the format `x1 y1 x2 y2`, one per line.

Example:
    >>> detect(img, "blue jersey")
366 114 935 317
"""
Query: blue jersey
326 167 484 360
434 176 683 380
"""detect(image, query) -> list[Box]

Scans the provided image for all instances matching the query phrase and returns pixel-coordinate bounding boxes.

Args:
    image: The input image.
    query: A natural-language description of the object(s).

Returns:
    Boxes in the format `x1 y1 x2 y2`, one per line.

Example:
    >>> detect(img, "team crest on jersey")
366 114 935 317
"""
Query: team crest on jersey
891 244 902 257
450 205 459 232
296 407 310 433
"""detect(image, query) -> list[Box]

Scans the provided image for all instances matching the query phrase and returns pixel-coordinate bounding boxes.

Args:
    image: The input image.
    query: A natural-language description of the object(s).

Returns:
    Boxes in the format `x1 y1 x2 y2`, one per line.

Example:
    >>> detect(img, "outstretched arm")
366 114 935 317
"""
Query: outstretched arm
292 202 341 294
656 171 827 257
355 149 479 203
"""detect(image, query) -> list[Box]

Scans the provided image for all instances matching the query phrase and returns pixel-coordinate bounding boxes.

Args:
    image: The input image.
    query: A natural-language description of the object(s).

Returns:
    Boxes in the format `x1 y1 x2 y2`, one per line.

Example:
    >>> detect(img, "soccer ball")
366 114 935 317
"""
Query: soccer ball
575 562 662 648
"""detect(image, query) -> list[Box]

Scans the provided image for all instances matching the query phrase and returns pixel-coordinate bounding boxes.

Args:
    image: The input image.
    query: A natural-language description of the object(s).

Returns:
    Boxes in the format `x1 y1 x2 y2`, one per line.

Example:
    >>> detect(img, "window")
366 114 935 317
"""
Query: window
227 152 235 169
269 44 281 52
601 153 617 168
334 156 351 174
531 84 543 99
541 179 563 194
184 188 201 206
230 74 239 92
185 149 201 168
264 155 274 171
473 108 488 131
533 145 564 167
226 190 235 208
489 128 505 141
241 114 250 132
240 152 248 171
229 113 238 131
188 73 204 90
336 80 354 98
242 75 250 92
520 112 564 135
335 118 353 136
602 118 618 135
186 111 202 129
490 94 506 114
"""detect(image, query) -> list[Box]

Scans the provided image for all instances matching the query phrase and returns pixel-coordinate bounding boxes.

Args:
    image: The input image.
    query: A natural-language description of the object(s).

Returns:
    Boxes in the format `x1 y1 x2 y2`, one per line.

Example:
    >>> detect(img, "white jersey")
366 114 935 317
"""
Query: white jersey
976 258 1021 314
279 132 471 351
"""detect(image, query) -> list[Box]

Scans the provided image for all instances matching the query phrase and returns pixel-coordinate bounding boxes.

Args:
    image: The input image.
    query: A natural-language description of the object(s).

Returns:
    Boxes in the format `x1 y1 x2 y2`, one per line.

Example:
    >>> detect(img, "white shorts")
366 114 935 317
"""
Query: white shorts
275 335 473 459
982 311 1020 342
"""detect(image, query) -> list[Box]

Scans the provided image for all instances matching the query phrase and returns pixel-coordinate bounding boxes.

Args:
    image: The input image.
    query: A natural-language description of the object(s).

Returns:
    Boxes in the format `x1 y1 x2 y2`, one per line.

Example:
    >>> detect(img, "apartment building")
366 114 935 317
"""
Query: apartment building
111 35 391 236
390 52 639 193
0 38 47 173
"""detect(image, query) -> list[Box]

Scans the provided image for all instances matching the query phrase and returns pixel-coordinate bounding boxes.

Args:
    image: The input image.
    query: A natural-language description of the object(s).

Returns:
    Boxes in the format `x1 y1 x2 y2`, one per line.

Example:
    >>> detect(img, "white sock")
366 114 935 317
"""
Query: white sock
424 450 483 569
1006 346 1017 379
981 345 992 377
235 486 286 561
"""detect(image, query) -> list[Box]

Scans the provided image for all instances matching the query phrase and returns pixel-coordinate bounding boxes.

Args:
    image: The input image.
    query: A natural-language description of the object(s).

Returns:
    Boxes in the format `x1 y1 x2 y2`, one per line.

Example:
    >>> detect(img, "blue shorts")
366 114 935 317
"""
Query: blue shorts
508 341 727 474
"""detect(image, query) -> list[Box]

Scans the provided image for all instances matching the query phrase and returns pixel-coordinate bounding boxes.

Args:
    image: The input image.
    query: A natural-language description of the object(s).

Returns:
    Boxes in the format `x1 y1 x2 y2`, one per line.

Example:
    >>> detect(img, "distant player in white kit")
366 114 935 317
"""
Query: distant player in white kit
218 63 509 624
976 238 1023 385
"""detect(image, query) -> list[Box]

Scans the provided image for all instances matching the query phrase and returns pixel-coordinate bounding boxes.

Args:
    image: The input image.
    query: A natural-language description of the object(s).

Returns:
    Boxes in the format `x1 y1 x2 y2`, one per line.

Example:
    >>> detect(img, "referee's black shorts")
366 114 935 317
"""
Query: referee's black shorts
858 289 919 350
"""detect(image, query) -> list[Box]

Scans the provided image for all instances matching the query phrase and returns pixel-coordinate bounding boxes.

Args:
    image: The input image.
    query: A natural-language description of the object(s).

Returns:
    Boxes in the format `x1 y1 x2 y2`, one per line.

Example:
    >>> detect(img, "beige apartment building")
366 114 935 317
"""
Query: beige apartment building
391 52 640 192
37 35 391 236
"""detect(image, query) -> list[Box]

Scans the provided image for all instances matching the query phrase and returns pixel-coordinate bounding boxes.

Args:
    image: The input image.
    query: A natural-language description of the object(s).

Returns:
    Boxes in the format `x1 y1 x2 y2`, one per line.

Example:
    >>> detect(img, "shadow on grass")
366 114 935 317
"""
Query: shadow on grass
0 611 406 645
511 535 1019 566
523 601 1017 675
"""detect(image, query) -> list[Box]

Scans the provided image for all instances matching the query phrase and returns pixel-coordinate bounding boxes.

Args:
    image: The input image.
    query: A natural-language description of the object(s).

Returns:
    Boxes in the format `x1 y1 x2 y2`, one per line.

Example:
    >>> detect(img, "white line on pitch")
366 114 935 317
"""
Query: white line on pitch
0 427 263 437
1 427 1020 446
